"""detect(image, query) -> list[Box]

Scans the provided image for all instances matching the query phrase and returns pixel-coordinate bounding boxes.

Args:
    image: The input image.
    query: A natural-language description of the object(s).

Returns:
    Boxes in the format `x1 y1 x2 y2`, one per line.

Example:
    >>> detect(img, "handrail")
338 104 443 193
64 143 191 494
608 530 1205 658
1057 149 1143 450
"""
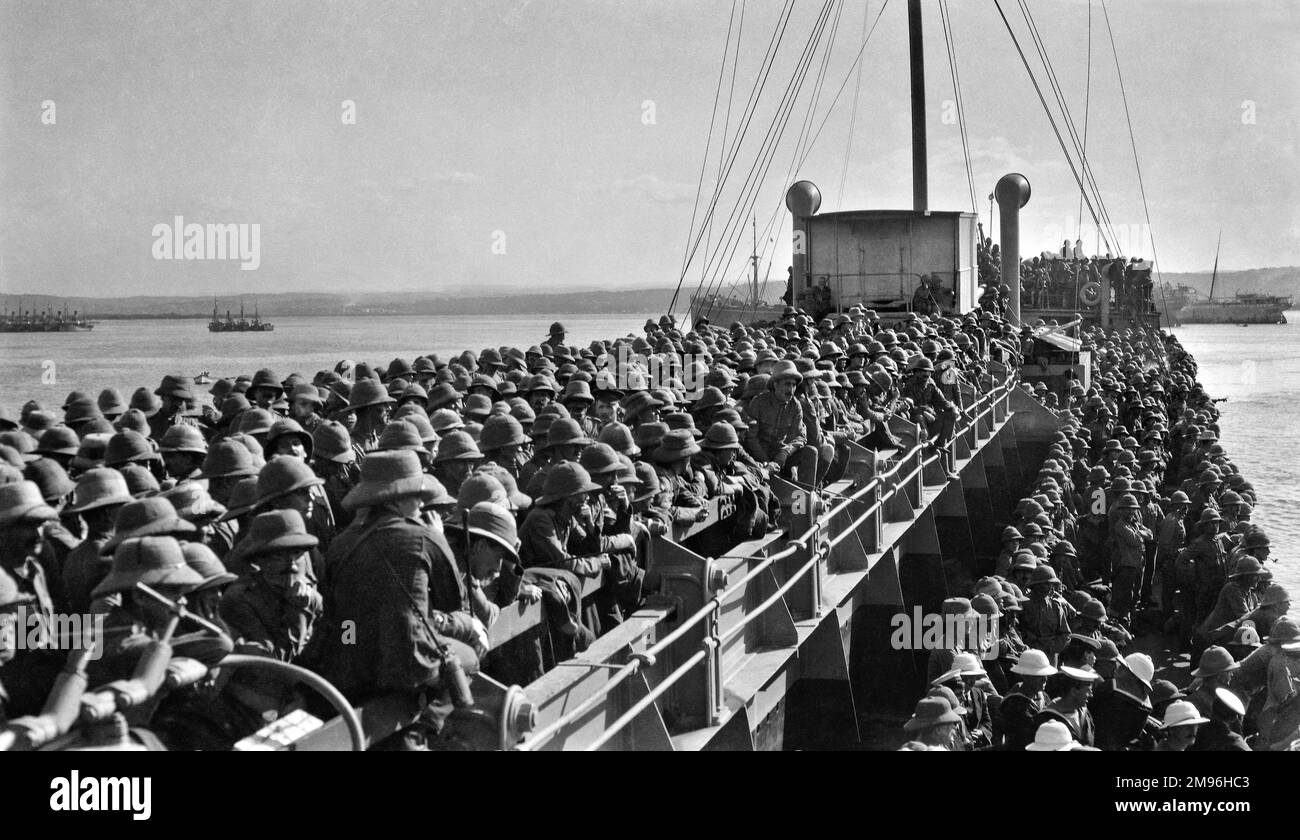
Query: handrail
583 649 709 752
518 368 1018 750
717 540 824 644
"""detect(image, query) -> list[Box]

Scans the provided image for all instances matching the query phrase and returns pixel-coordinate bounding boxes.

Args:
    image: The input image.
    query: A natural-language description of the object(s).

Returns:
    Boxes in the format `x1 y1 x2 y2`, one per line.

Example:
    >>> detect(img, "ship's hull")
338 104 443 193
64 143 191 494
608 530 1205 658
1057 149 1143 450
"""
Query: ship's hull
1175 302 1288 324
208 324 275 332
0 322 94 332
687 300 785 328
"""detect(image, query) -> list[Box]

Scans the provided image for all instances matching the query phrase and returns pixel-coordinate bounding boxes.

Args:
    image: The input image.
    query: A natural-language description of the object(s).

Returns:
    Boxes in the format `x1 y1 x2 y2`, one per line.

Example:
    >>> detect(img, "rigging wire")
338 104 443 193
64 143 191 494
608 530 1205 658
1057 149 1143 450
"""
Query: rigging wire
1077 0 1092 244
691 0 839 318
939 0 978 218
668 0 797 314
836 1 871 208
676 0 738 283
715 0 890 319
991 0 1116 256
1100 0 1169 322
704 0 844 319
1017 0 1122 256
703 0 748 290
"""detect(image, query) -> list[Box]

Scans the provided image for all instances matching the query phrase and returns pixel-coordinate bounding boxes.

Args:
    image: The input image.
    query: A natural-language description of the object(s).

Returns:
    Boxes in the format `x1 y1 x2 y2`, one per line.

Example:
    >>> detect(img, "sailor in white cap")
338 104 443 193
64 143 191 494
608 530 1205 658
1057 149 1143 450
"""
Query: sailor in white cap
1034 665 1100 748
1189 687 1250 751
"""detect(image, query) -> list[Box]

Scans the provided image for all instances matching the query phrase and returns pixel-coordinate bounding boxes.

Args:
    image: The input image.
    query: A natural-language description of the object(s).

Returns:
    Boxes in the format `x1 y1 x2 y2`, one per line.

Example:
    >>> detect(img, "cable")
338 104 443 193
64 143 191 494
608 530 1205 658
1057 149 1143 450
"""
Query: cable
992 0 1115 256
680 0 739 282
669 0 797 314
939 0 978 217
837 1 871 208
1101 0 1169 321
1077 0 1092 241
691 0 839 317
703 0 843 319
703 0 747 293
1018 0 1123 256
703 0 890 318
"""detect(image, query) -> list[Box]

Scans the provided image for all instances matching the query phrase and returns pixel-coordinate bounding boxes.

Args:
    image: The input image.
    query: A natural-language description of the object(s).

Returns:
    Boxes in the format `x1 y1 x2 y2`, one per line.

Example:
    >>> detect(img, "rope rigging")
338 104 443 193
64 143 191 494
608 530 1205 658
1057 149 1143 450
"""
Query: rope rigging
836 1 871 208
1077 0 1092 244
1015 0 1123 257
711 0 890 319
680 0 740 283
1100 0 1170 322
668 0 797 314
938 0 978 220
703 0 846 319
701 0 746 295
689 0 840 318
992 0 1117 257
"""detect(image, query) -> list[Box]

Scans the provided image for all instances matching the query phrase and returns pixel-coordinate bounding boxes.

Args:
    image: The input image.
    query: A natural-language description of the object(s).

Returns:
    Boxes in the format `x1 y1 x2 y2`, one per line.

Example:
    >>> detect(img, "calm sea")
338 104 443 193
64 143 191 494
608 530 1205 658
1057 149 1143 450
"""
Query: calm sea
1169 314 1300 596
3 310 1296 593
0 313 649 415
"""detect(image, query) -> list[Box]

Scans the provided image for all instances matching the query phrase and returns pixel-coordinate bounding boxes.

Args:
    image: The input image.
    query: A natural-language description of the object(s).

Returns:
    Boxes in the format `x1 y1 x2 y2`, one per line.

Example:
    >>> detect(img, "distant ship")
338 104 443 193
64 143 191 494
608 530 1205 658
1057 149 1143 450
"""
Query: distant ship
209 301 274 332
0 304 94 332
1161 232 1291 325
688 218 786 327
1163 282 1291 325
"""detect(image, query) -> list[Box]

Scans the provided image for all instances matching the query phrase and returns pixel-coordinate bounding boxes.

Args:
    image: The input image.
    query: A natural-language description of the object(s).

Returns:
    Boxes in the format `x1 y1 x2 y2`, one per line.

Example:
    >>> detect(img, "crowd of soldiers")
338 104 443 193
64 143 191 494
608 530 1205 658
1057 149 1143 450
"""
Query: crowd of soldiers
0 298 1288 751
903 323 1294 751
976 235 1155 318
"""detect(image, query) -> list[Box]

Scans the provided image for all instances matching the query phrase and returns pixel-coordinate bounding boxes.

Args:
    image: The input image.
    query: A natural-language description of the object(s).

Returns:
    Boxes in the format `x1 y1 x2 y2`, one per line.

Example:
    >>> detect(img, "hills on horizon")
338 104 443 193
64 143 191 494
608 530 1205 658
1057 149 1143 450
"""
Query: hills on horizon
2 266 1297 319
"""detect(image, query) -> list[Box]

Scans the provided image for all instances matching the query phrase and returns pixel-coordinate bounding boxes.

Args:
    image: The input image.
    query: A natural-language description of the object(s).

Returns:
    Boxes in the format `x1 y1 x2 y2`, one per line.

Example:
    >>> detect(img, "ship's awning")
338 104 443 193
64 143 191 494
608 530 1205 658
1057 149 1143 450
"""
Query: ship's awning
1031 328 1082 353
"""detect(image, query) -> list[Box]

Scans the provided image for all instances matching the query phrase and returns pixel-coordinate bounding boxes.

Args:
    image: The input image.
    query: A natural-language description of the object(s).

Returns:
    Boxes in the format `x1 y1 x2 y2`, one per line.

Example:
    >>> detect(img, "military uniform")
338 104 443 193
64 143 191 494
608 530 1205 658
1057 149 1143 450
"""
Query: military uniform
742 391 817 480
0 546 60 717
1019 595 1075 663
307 510 475 703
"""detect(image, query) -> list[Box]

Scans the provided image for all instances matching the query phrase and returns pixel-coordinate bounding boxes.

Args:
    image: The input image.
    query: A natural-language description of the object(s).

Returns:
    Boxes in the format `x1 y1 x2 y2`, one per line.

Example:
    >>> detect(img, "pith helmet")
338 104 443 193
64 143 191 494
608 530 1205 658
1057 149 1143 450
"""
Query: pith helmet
701 421 741 450
0 480 58 526
465 501 520 559
255 456 324 508
101 497 197 553
536 462 601 505
241 509 319 558
66 468 134 514
311 421 356 464
1190 645 1239 678
159 424 208 455
344 379 397 413
343 450 438 512
1029 565 1059 587
91 536 204 599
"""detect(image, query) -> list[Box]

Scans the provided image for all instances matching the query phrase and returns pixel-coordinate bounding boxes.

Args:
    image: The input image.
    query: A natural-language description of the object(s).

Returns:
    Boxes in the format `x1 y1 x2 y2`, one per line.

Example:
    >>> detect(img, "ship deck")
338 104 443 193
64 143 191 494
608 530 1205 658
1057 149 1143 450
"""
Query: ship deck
293 366 1068 751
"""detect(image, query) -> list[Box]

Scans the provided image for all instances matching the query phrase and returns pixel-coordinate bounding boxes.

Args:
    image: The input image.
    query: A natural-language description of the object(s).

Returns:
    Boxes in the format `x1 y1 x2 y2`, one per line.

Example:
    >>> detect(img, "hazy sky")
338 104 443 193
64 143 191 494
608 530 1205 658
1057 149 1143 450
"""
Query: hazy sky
1 0 1297 299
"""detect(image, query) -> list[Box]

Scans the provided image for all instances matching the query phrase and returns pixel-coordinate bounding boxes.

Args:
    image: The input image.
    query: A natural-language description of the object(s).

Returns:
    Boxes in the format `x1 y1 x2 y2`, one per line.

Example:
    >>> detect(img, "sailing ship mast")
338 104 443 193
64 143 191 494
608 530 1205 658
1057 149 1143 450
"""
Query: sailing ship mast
1208 228 1222 301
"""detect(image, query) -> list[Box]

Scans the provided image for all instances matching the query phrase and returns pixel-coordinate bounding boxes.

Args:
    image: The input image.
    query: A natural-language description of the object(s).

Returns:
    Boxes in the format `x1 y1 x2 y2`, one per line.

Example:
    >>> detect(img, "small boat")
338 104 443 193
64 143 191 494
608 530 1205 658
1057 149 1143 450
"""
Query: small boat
194 370 213 384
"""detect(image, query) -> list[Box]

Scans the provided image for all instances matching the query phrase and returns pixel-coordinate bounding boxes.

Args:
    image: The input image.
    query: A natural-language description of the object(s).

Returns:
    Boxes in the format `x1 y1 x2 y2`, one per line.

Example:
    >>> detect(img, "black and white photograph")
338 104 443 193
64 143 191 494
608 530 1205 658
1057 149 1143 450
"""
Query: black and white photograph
0 0 1297 803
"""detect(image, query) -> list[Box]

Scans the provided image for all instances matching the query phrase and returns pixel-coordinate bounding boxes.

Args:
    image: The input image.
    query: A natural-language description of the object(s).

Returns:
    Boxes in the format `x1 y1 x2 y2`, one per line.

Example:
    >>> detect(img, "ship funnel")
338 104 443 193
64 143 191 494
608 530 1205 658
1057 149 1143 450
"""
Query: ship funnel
786 181 821 308
785 181 821 216
995 173 1031 325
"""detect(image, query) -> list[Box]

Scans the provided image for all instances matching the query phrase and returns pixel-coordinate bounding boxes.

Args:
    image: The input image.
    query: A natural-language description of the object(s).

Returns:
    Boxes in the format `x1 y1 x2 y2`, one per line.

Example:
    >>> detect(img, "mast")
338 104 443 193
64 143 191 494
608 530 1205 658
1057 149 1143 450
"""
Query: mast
751 216 759 306
908 0 928 214
1208 228 1222 301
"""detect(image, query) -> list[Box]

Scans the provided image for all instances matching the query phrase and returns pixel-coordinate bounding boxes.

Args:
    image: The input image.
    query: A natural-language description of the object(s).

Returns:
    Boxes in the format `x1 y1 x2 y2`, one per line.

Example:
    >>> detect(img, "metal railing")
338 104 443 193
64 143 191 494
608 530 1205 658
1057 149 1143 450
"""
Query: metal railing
515 368 1018 750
